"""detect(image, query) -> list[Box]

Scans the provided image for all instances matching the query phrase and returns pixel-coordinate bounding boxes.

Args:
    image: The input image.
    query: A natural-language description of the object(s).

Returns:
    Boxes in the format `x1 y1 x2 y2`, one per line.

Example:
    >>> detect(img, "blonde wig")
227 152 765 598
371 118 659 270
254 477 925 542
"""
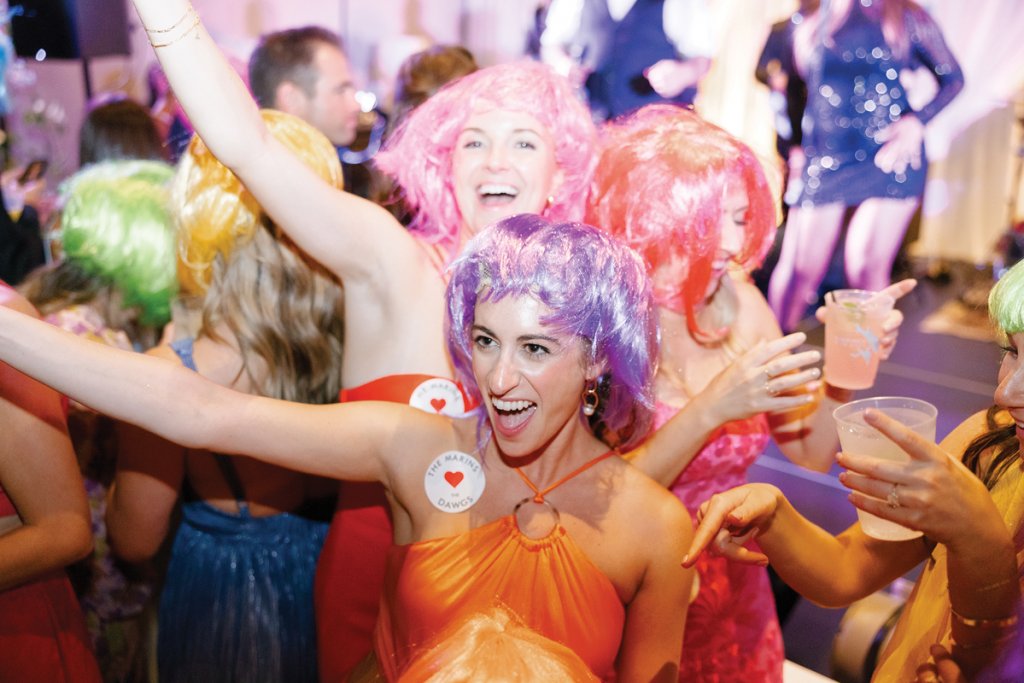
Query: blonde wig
174 109 345 403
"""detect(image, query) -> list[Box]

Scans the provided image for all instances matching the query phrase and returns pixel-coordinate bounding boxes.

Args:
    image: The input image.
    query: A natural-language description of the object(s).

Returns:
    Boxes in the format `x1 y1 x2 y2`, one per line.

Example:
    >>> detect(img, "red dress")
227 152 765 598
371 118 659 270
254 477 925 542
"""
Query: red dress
0 487 102 683
315 375 476 683
653 404 784 682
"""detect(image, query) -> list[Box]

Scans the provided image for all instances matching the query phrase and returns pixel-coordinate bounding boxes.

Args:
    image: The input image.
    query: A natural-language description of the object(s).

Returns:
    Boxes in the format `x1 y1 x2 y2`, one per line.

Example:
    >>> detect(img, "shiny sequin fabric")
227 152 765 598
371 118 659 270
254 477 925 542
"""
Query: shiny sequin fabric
799 0 963 206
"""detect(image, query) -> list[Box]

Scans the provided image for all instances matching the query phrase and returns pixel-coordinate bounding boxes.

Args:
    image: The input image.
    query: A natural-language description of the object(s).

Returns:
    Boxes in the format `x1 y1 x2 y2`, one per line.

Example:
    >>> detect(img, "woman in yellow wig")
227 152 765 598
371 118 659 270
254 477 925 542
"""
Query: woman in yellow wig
106 110 345 683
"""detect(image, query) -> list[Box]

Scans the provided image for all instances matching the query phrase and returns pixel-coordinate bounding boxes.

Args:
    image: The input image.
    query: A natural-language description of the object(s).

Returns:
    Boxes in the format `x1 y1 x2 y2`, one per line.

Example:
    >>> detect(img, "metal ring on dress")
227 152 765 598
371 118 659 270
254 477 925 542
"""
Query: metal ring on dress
513 496 561 539
886 483 901 509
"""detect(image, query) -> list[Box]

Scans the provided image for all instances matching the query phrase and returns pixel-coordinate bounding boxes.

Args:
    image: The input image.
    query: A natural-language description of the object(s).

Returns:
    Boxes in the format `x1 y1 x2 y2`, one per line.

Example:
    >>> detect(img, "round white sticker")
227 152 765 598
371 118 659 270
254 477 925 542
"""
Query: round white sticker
409 378 467 416
424 450 486 513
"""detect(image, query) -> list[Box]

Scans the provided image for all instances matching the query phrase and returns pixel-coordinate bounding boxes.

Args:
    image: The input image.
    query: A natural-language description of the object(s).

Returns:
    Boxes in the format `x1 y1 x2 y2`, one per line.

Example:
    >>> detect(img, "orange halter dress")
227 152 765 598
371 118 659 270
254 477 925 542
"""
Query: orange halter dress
317 374 476 682
374 451 626 681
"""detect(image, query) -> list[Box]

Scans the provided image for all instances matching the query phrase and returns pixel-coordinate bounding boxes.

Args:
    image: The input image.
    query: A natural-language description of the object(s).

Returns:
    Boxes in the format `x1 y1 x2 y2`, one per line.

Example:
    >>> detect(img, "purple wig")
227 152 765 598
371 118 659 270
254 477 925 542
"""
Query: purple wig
446 214 657 450
375 61 596 258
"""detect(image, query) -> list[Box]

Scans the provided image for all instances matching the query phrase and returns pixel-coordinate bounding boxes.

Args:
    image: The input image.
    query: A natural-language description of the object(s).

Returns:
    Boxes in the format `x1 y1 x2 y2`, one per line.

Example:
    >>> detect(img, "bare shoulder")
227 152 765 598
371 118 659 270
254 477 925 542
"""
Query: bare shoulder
0 284 39 317
614 457 693 539
732 276 783 341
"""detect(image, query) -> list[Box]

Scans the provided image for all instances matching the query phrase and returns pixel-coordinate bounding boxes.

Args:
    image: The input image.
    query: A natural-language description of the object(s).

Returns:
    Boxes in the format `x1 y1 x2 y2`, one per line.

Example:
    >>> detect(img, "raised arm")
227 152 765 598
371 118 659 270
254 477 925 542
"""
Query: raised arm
0 292 92 591
127 0 415 286
771 279 917 471
0 303 416 486
629 332 819 486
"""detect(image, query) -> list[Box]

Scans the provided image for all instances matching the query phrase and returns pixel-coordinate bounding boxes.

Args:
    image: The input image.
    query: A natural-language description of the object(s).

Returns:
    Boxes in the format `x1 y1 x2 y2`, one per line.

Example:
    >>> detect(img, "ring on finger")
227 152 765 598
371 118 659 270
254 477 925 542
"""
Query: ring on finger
887 482 901 509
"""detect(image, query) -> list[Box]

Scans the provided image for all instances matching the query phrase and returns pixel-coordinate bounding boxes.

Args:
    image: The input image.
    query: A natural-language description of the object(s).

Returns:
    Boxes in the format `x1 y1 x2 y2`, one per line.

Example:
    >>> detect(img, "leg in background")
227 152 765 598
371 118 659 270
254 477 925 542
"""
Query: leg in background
843 197 920 292
768 202 846 332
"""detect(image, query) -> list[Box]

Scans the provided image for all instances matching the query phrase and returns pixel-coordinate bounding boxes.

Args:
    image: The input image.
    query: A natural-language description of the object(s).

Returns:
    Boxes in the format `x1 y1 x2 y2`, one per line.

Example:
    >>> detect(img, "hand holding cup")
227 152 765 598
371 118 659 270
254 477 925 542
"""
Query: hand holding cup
836 405 997 547
698 332 821 427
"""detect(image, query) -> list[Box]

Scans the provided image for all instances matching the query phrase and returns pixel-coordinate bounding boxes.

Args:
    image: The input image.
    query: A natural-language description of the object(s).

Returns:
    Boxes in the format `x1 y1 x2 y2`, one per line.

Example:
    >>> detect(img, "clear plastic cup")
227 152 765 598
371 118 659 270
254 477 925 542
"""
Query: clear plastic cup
823 289 895 390
833 396 937 541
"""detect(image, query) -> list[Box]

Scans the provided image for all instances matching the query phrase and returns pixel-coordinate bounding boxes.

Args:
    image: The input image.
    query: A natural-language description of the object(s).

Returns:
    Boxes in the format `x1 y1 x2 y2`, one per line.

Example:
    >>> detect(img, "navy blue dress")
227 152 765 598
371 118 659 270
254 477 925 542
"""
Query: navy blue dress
157 338 326 683
798 0 963 206
575 0 697 120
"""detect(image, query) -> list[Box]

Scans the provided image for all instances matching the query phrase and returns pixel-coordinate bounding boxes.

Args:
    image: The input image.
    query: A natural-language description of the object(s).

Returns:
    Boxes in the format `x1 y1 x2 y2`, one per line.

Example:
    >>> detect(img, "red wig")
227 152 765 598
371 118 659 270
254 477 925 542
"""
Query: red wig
587 105 776 338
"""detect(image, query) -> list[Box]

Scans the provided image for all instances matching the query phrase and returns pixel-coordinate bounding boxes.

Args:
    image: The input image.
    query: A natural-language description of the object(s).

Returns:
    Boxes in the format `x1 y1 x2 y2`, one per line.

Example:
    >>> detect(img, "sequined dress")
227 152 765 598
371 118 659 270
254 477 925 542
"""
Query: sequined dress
798 1 962 205
653 402 784 682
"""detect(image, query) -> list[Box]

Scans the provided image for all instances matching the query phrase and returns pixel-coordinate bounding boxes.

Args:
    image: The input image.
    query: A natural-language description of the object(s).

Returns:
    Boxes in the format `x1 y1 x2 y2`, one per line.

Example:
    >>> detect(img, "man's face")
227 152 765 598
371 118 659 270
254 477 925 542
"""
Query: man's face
290 44 360 147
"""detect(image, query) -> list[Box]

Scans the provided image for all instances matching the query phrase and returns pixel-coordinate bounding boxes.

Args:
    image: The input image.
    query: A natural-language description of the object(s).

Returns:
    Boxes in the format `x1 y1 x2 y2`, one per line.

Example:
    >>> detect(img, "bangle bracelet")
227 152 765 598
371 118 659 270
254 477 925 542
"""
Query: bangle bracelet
951 630 1017 652
950 608 1019 630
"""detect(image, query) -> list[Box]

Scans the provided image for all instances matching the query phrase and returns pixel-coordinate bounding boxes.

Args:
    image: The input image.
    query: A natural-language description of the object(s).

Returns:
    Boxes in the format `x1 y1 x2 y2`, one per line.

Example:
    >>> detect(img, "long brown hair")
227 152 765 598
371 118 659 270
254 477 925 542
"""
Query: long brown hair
962 405 1019 491
174 110 345 404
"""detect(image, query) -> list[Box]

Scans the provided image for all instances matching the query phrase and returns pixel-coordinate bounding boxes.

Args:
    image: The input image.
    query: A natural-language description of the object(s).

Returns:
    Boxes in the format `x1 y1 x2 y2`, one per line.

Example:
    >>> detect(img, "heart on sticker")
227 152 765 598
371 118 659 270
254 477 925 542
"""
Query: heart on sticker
444 471 464 488
430 398 447 413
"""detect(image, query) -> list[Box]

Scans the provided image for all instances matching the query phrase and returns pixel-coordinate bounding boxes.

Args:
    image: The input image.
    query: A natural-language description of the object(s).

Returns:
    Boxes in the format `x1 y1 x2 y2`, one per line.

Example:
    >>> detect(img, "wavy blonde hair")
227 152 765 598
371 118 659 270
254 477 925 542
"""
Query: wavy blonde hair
173 109 345 404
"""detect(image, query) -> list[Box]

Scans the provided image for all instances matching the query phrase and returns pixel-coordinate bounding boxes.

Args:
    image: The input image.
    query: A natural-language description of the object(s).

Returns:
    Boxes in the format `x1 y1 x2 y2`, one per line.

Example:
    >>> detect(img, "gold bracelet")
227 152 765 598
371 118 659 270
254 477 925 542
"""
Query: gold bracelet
950 608 1019 630
145 6 195 35
150 14 200 49
950 630 1017 652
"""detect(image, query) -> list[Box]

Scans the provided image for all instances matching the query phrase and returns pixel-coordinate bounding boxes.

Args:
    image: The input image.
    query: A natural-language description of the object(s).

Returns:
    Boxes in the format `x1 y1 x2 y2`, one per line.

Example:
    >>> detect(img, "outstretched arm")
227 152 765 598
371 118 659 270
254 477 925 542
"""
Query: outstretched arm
127 0 414 286
0 303 411 486
685 483 926 607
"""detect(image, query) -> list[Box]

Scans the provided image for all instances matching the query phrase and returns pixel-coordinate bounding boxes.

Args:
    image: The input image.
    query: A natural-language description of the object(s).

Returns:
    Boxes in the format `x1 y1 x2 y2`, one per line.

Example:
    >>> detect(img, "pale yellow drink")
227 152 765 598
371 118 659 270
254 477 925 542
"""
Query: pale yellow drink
834 397 937 541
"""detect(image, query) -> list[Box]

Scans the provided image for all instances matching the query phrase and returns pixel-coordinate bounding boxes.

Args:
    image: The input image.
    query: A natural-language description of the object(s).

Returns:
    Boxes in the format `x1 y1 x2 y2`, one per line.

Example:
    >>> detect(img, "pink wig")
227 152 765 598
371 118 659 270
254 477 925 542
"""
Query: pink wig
587 105 776 337
375 60 596 257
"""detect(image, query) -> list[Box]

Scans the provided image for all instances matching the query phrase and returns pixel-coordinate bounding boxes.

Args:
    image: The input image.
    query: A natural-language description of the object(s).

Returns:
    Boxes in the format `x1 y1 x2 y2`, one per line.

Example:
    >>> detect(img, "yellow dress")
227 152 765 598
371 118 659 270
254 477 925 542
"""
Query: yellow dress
872 451 1024 680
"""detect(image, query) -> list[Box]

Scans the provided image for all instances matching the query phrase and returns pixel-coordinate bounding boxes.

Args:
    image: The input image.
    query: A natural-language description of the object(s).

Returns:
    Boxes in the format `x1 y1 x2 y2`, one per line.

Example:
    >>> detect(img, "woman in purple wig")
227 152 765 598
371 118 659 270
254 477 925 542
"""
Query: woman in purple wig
123 1 599 675
0 215 699 681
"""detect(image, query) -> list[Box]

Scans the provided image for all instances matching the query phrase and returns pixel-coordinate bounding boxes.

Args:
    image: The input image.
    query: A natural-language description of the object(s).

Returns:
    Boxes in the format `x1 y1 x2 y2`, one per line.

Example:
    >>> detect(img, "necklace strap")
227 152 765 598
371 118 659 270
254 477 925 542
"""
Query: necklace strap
515 449 617 503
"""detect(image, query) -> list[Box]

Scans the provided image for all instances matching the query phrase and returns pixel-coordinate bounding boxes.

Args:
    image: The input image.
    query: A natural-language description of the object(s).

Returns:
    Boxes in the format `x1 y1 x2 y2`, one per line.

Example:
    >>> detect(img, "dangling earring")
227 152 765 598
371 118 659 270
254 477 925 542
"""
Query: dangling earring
544 195 555 211
581 381 600 416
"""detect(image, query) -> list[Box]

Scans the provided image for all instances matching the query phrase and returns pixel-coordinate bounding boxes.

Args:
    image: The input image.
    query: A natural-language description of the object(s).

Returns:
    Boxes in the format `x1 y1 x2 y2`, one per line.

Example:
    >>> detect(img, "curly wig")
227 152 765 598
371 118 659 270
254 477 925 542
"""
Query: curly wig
447 214 657 450
587 105 776 338
375 60 596 257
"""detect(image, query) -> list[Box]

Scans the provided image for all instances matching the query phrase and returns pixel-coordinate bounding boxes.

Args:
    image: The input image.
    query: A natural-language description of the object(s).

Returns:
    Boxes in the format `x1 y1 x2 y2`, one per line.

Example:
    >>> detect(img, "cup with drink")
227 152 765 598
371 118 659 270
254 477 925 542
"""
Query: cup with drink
833 396 937 541
823 289 895 390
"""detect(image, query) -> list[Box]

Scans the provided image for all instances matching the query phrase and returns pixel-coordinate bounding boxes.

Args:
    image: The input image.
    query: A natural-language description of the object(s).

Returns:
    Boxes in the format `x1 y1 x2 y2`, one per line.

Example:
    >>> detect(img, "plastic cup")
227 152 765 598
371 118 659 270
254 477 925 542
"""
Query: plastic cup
823 289 895 390
833 397 937 541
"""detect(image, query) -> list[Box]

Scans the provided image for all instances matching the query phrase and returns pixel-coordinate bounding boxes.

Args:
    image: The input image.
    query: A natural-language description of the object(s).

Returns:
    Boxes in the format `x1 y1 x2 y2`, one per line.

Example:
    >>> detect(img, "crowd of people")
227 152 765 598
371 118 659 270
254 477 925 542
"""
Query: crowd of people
0 1 1019 682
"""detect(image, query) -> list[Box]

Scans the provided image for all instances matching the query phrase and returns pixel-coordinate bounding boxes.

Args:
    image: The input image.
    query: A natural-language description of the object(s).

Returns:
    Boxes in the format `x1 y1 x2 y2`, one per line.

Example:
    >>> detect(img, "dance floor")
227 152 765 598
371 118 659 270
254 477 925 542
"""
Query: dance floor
751 273 1000 679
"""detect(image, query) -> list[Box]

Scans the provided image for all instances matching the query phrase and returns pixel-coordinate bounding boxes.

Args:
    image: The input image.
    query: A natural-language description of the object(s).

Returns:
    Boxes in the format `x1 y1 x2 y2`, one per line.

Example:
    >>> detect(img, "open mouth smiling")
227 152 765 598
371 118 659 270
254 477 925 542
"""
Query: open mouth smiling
478 183 519 206
491 397 537 434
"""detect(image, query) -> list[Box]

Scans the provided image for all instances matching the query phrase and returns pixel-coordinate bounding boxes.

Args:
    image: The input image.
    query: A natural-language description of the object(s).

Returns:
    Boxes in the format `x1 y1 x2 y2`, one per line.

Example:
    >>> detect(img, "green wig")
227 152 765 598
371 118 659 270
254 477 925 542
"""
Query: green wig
60 159 177 325
990 259 1024 337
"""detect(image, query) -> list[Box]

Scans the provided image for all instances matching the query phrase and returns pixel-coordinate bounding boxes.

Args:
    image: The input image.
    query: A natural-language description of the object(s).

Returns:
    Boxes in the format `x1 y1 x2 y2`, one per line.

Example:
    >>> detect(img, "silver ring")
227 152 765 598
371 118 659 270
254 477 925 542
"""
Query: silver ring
886 483 900 509
764 369 776 396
